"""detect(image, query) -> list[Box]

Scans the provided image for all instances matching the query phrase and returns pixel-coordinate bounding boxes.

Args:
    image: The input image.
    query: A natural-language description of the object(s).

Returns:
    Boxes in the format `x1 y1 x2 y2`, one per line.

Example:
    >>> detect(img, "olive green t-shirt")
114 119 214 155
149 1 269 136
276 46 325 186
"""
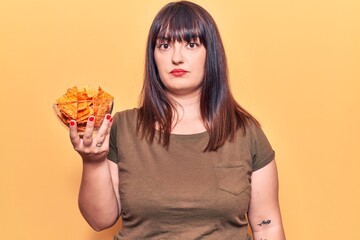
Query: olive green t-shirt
108 108 275 240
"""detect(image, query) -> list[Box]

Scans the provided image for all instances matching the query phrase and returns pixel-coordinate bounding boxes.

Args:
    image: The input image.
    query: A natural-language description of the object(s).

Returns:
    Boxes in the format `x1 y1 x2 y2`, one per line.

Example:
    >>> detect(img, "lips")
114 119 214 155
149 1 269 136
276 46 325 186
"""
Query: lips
170 69 188 77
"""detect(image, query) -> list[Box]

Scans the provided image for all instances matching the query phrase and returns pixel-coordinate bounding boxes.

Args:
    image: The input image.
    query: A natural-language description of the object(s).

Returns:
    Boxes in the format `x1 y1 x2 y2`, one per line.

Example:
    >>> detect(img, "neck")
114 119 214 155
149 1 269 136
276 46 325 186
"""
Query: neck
166 92 206 134
167 91 200 116
174 95 200 111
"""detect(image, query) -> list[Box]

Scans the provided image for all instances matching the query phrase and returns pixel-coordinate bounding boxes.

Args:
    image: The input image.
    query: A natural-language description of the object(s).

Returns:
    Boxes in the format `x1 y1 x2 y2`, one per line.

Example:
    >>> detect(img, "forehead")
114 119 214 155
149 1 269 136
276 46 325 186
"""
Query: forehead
156 25 203 43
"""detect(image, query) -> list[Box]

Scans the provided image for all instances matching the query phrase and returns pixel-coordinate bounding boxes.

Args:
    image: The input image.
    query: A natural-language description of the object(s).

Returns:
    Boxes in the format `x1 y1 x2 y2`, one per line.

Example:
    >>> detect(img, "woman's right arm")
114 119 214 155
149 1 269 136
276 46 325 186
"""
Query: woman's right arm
69 115 121 231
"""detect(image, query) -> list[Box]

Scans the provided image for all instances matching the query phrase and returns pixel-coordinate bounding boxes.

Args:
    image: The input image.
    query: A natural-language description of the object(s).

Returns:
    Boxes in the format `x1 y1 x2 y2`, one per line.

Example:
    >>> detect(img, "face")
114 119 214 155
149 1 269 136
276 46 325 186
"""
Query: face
154 37 206 98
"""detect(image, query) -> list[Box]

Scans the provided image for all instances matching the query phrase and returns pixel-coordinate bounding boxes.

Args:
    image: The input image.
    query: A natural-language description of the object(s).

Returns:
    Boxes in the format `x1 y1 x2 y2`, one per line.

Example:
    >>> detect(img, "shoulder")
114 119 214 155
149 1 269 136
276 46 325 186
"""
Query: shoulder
237 119 275 171
112 108 139 123
110 108 139 134
113 108 139 118
236 117 262 141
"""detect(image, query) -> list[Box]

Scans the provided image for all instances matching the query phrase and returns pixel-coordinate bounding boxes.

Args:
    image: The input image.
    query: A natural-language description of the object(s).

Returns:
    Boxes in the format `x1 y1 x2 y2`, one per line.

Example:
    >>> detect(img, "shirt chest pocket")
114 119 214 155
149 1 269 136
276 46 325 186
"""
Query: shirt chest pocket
213 163 250 196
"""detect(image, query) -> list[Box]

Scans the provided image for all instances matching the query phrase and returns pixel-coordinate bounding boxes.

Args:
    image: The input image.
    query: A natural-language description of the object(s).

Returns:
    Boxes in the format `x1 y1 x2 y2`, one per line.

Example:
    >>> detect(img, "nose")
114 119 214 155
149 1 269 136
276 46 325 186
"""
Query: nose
171 42 184 65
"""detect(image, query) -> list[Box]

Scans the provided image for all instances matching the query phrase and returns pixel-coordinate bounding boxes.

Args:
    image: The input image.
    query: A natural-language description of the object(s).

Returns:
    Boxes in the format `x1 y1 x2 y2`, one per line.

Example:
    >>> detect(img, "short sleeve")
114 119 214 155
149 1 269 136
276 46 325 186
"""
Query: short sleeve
107 112 120 164
249 123 275 171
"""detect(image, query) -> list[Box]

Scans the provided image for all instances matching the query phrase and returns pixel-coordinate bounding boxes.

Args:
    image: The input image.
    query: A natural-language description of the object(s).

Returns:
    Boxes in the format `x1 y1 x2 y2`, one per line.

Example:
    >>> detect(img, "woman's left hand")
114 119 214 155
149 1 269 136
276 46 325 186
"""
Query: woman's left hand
69 114 113 164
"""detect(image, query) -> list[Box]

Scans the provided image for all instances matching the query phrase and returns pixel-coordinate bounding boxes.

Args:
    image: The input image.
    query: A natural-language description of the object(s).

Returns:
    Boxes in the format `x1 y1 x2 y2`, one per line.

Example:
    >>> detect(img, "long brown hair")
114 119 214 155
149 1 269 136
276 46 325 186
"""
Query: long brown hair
137 1 259 151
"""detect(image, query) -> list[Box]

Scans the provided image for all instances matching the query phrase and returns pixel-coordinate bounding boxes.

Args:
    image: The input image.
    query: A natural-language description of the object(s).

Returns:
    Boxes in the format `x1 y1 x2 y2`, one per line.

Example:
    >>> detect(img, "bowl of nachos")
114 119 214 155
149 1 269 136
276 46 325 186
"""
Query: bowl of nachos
53 86 114 135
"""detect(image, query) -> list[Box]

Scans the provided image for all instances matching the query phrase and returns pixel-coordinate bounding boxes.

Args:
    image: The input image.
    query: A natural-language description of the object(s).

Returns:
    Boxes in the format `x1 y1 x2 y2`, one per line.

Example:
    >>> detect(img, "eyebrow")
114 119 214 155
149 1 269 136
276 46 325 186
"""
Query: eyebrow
156 37 170 42
156 36 200 43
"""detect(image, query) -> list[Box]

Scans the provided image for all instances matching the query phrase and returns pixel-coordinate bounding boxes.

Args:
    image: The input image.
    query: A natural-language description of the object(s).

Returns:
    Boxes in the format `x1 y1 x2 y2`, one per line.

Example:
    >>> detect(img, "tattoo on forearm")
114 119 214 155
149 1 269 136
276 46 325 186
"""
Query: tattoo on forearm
257 219 271 227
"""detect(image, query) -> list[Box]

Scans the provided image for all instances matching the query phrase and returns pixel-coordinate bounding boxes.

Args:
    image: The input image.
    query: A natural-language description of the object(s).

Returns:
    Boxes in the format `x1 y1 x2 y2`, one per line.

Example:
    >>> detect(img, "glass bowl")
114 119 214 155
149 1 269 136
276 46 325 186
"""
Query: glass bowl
53 99 114 136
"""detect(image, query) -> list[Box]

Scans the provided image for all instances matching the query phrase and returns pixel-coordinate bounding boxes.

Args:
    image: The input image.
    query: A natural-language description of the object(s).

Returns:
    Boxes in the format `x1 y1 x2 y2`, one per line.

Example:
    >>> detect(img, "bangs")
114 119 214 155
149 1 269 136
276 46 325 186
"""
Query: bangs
154 3 206 44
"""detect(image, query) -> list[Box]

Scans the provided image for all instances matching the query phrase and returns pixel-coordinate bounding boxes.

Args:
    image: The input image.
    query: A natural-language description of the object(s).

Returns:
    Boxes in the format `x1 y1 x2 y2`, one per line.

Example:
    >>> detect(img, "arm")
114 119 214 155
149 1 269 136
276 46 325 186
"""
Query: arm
78 159 120 231
248 160 285 240
70 115 121 231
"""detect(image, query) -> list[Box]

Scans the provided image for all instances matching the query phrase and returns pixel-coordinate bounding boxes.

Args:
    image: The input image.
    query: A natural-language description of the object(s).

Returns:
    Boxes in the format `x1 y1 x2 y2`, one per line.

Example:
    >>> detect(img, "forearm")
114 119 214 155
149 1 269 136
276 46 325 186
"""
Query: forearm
252 224 286 240
78 159 119 231
249 160 285 240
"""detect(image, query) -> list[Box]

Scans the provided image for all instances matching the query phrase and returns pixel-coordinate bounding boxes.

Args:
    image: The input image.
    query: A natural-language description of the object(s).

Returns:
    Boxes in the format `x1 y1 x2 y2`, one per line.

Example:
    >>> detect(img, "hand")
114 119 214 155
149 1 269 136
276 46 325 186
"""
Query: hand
69 114 113 163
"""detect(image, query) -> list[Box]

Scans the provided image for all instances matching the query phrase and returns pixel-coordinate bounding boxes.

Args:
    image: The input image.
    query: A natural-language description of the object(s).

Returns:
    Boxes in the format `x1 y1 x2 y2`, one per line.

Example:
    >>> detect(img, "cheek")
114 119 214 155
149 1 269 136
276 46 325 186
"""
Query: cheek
198 69 205 83
198 51 206 71
154 54 166 74
197 55 206 79
154 52 160 69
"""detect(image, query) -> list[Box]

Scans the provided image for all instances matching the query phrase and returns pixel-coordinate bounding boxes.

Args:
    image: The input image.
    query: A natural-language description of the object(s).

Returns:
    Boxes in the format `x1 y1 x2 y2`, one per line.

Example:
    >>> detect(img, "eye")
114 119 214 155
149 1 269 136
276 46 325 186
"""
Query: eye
187 42 200 49
157 42 171 50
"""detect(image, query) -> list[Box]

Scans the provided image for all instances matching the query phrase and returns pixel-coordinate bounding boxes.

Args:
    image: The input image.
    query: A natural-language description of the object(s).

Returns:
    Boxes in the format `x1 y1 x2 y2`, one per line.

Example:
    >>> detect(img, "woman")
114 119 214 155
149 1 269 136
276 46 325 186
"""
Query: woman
69 1 286 239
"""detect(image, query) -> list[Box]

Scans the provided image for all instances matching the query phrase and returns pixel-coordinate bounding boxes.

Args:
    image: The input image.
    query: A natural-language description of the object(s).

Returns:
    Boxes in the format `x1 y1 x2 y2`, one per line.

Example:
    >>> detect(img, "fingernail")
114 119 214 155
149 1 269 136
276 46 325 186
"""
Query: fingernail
89 116 95 122
106 114 111 120
70 120 75 126
110 118 113 123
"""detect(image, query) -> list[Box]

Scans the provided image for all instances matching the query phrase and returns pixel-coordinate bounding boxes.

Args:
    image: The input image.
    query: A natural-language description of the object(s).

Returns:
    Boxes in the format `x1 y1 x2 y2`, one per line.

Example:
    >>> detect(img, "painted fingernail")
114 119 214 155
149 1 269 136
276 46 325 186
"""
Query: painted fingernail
89 116 95 122
110 118 113 123
70 120 75 126
106 114 111 120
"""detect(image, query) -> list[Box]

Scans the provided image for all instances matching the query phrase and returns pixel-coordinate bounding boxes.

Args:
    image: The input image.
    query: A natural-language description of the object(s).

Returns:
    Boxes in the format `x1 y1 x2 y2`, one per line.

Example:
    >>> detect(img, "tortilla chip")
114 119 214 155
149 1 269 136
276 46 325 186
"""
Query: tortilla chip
55 86 114 132
56 87 78 119
77 100 92 111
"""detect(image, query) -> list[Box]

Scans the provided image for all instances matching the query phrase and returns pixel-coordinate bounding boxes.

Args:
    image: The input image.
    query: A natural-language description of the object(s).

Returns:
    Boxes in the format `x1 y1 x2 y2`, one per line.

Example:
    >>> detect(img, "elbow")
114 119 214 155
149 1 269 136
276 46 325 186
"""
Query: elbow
90 222 109 232
91 225 109 232
79 204 120 232
91 226 105 232
81 209 119 232
88 218 118 232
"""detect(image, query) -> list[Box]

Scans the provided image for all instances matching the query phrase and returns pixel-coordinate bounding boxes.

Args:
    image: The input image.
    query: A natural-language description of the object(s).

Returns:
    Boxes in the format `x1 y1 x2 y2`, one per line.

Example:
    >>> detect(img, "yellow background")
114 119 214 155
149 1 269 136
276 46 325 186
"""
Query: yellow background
1 0 359 239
